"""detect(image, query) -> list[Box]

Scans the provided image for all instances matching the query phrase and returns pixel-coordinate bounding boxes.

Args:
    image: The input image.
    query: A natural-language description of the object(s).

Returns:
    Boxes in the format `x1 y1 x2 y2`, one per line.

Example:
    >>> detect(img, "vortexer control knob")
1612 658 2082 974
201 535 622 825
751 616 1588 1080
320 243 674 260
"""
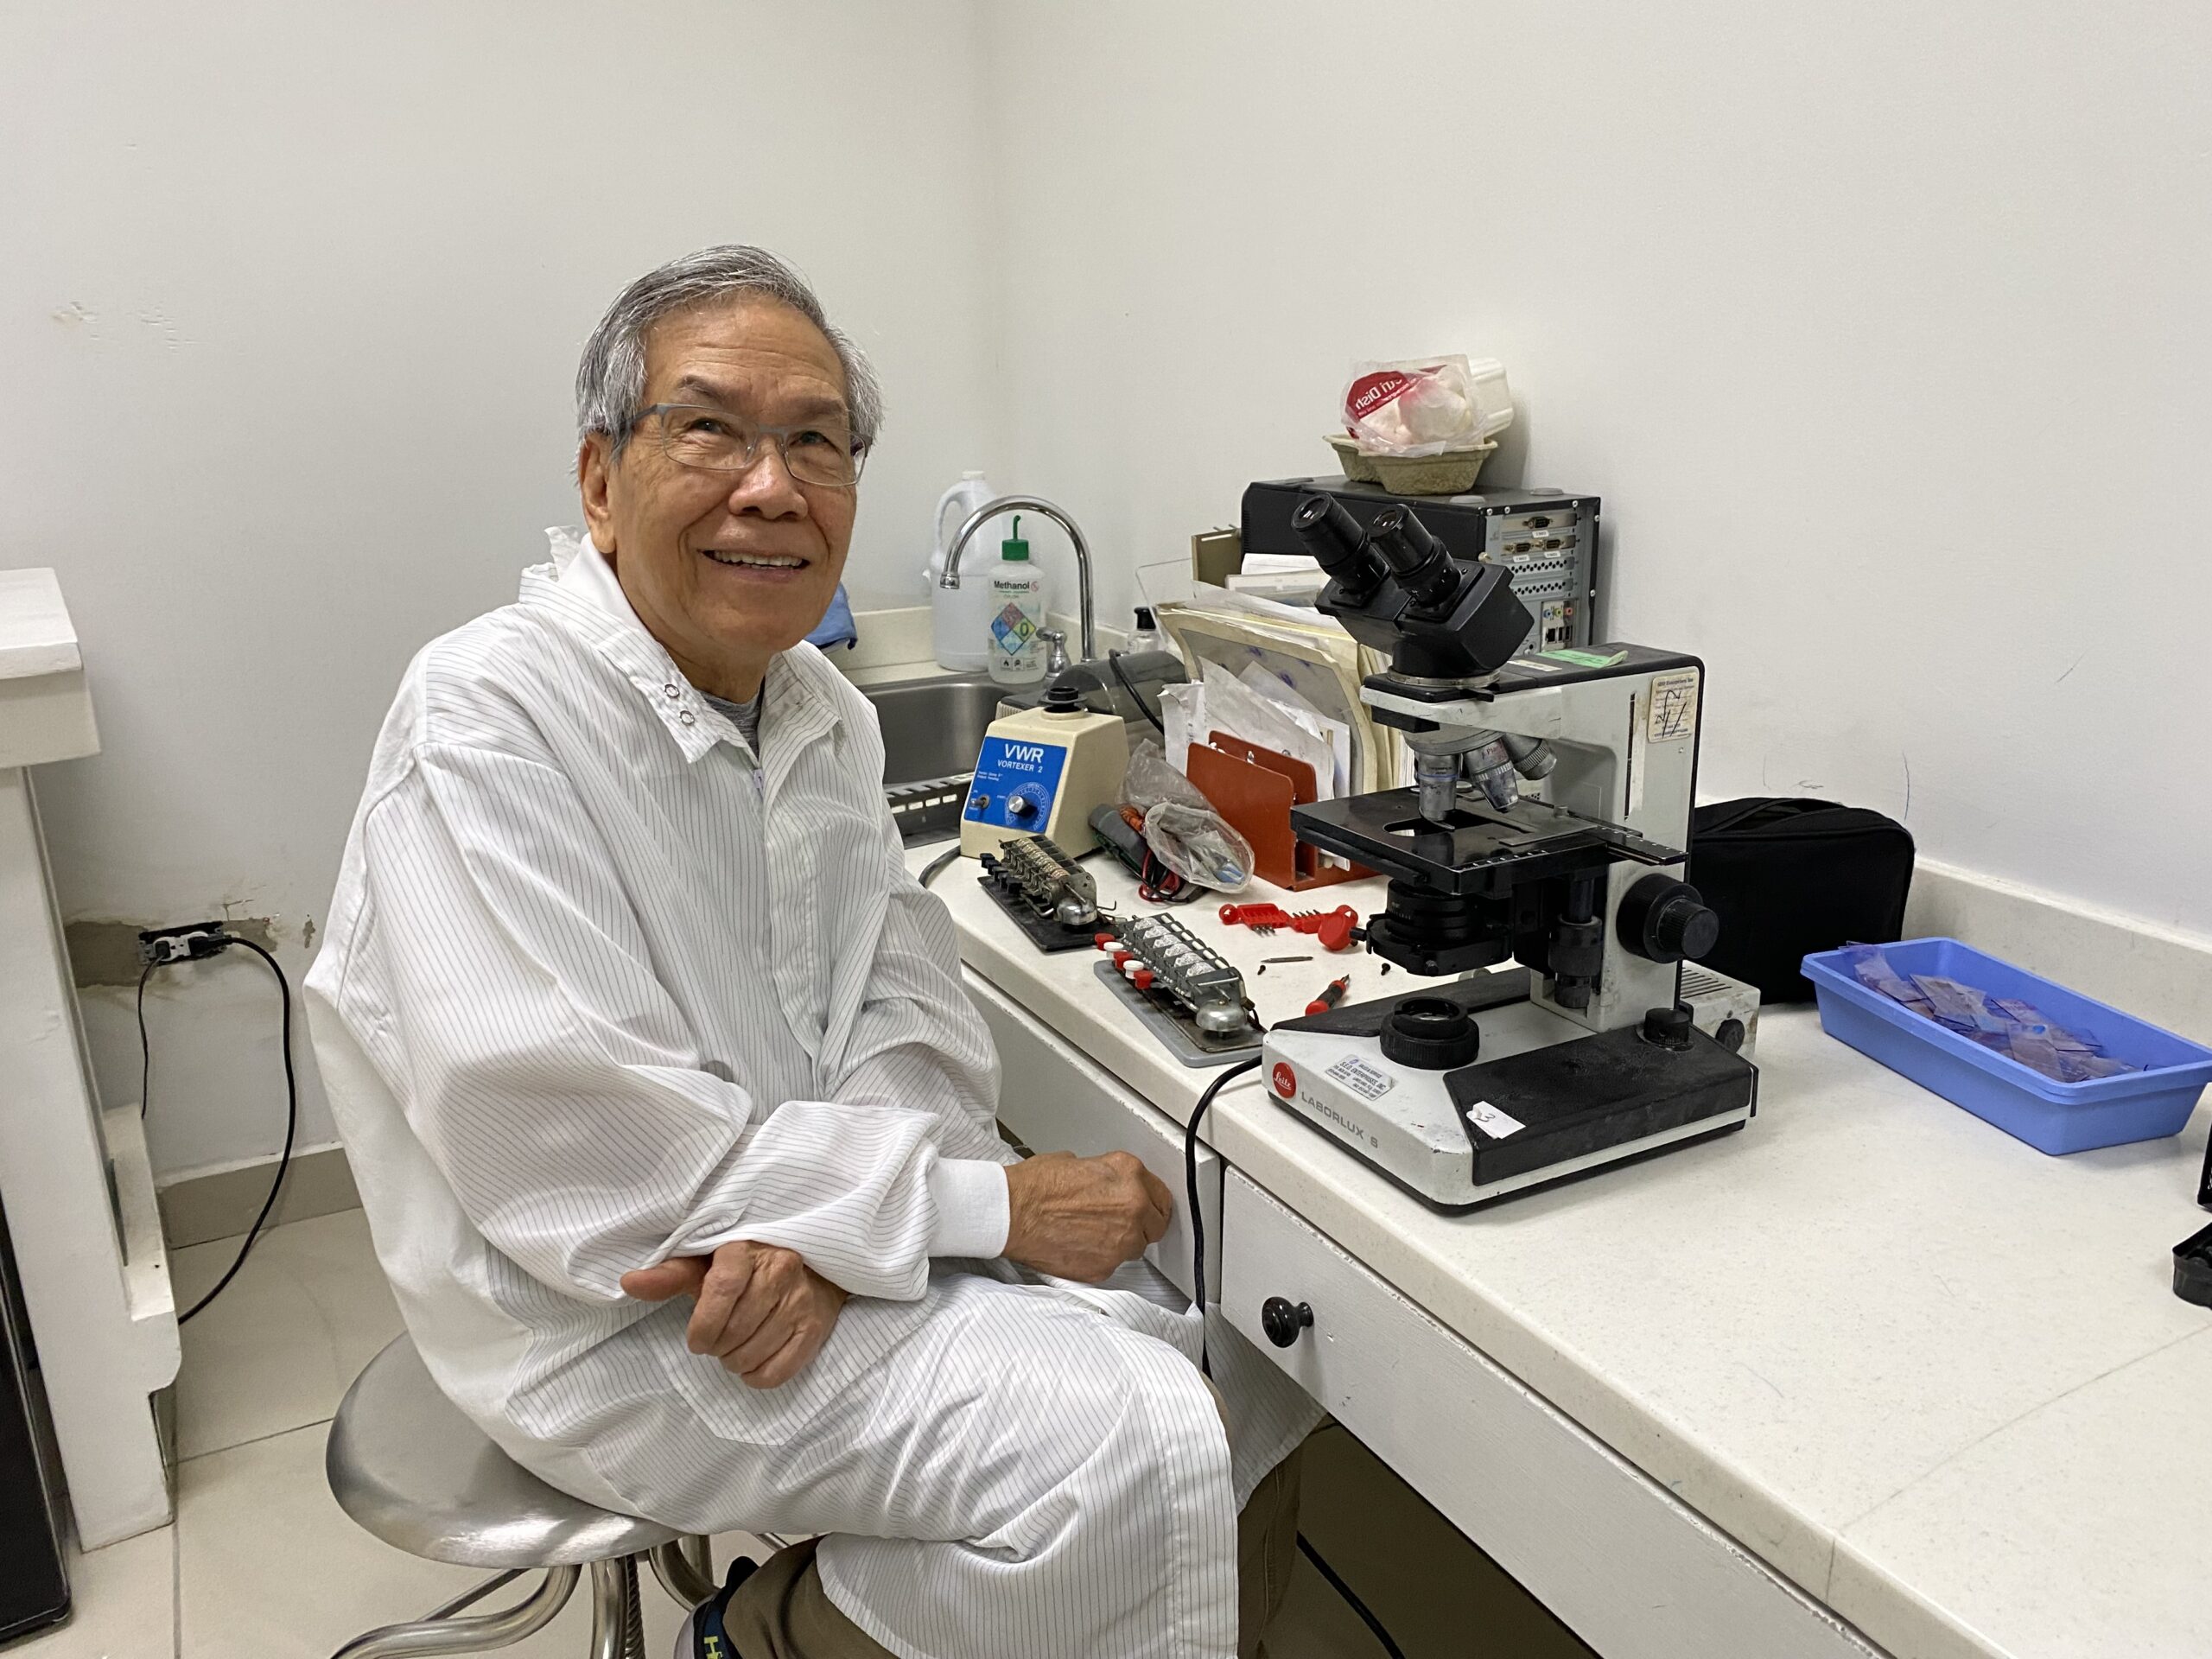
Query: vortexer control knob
1618 874 1720 964
1260 1297 1313 1348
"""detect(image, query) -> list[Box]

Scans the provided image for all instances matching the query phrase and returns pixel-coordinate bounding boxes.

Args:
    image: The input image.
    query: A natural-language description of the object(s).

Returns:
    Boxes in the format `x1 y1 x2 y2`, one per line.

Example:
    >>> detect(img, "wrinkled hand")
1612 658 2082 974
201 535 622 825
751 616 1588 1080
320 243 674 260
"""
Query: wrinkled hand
619 1242 848 1389
1003 1151 1172 1282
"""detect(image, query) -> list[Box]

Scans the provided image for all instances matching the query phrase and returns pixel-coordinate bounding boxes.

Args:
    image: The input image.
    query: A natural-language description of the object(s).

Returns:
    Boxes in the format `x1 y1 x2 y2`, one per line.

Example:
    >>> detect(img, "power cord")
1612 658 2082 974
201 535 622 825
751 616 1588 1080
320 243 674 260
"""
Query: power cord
1296 1533 1407 1658
1179 1058 1408 1657
1183 1055 1260 1376
1107 650 1168 734
137 924 300 1325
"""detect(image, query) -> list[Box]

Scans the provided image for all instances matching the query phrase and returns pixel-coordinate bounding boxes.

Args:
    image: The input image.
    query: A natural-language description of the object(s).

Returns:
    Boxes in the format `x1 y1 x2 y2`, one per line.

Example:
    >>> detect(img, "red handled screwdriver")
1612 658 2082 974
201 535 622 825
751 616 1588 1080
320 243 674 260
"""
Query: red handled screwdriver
1305 976 1351 1016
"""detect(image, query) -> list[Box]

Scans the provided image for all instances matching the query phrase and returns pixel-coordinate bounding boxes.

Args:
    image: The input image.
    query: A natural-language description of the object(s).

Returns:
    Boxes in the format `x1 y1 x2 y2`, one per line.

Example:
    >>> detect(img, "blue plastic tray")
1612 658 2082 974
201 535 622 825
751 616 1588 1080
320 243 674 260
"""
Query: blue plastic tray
1802 938 2212 1154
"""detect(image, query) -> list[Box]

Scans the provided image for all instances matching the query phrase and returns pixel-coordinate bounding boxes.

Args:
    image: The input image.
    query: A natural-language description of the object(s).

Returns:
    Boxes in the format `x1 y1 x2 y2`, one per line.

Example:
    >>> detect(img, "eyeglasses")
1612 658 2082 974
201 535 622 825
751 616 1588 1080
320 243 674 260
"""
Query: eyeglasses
638 404 868 488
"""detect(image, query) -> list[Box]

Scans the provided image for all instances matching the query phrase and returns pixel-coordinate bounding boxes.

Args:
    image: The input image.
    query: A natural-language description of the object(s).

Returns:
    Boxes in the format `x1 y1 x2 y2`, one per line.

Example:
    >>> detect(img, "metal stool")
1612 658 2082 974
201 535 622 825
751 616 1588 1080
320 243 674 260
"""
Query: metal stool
325 1335 721 1657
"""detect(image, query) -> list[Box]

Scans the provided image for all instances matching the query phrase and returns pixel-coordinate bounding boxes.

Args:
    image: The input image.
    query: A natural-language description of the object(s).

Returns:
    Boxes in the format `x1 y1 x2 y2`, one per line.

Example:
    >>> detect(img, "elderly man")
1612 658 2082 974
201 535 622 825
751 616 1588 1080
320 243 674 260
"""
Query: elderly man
306 245 1318 1659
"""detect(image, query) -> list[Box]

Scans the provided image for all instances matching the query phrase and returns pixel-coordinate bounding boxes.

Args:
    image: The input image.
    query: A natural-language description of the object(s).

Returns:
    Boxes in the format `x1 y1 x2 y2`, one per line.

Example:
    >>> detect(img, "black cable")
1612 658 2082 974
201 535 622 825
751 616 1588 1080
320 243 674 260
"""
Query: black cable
1296 1533 1407 1658
1108 650 1167 734
1183 1056 1260 1376
136 957 156 1119
1176 1057 1406 1656
918 845 963 889
149 938 299 1325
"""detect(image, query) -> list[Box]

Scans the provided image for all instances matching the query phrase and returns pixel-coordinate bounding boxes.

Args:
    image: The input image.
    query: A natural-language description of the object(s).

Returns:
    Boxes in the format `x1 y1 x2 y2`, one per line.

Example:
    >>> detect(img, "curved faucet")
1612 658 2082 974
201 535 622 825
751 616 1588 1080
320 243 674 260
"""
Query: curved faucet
939 494 1096 664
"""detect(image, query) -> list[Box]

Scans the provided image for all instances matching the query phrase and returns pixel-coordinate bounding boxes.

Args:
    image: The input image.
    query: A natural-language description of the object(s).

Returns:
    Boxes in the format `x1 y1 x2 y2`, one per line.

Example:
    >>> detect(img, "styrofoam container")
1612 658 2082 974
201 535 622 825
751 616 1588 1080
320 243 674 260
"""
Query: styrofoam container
1802 938 2212 1154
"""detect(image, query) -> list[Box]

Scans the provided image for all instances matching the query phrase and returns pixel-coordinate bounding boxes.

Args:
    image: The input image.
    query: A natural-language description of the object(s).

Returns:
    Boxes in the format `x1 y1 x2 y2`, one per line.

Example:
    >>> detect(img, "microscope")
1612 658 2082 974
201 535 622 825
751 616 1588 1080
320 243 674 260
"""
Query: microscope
1259 494 1758 1210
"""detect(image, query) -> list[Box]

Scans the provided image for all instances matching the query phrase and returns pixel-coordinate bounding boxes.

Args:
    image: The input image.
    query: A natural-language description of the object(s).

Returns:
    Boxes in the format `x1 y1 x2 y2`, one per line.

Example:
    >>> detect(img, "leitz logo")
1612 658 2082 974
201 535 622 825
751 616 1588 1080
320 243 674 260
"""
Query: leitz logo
1272 1061 1297 1098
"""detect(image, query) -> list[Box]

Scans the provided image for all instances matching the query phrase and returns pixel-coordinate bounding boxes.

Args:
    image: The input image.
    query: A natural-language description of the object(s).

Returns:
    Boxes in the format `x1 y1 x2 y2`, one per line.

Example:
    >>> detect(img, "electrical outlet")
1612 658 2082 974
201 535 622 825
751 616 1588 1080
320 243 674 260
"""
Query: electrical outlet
137 921 232 965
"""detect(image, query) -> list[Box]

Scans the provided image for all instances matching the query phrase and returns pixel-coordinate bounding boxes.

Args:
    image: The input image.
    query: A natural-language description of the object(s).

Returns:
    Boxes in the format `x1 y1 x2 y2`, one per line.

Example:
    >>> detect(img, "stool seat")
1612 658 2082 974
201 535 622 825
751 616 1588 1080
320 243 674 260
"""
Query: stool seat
327 1334 680 1569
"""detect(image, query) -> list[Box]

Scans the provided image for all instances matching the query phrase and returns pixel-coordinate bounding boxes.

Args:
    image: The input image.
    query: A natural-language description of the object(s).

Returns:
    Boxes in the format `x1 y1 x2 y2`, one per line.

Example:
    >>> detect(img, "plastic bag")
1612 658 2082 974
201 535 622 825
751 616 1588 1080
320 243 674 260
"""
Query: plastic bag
1340 355 1514 457
1122 741 1254 893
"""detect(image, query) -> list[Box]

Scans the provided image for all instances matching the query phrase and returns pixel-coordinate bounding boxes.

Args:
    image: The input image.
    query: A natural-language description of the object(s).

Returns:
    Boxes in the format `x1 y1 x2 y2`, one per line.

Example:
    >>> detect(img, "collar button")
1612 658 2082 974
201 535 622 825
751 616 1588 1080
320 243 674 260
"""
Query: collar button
662 682 681 698
678 709 696 726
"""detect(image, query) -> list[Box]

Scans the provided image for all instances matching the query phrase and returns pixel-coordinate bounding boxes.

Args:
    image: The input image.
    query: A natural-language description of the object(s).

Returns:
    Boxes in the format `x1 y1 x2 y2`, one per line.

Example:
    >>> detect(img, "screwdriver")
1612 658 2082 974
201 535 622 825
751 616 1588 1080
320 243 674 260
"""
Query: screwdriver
1305 975 1351 1016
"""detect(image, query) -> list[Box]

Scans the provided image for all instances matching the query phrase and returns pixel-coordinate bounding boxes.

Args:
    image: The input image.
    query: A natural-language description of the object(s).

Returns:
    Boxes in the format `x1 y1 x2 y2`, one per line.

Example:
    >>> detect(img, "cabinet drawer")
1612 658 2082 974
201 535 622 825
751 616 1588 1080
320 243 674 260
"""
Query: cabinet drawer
1218 1170 1878 1659
964 968 1217 1303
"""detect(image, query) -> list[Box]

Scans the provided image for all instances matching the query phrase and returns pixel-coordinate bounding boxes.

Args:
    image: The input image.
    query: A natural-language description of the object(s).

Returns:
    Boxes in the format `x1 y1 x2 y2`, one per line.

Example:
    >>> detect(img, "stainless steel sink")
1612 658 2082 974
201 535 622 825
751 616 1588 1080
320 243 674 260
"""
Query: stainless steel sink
862 671 1003 841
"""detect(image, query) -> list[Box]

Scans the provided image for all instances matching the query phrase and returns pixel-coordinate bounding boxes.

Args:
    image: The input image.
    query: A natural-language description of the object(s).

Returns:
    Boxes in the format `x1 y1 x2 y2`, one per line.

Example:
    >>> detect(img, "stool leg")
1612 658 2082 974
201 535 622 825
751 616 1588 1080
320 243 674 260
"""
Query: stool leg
621 1556 646 1659
650 1538 717 1607
329 1565 580 1657
683 1533 714 1585
588 1556 646 1659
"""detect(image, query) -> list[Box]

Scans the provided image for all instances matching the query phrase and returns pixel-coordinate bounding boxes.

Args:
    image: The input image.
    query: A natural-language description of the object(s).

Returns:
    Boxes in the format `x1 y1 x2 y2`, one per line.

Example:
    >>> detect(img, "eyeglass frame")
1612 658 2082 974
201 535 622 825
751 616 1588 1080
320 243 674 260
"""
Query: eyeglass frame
632 402 870 488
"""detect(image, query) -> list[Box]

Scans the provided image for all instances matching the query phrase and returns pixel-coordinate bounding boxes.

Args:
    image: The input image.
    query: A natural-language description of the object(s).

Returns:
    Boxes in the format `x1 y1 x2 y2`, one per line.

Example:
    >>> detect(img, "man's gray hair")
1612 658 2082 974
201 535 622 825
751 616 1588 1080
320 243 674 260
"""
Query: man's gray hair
574 245 883 454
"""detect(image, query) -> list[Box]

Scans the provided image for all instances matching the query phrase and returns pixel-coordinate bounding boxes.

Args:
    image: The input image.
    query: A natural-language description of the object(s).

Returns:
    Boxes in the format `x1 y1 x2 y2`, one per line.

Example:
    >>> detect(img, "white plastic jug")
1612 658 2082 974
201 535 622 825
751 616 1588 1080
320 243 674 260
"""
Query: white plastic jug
925 471 998 671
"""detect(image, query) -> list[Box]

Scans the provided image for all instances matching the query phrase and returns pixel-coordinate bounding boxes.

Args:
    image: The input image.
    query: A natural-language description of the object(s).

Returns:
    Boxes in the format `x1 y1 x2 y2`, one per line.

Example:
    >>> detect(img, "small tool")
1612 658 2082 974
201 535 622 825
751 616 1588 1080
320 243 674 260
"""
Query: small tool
1217 901 1363 952
1305 976 1352 1016
1254 955 1314 977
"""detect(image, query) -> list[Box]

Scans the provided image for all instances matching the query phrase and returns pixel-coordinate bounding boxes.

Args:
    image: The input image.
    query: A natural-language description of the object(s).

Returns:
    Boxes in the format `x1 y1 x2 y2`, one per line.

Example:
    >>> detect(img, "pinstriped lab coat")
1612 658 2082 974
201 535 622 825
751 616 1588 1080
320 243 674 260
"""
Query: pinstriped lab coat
306 537 1319 1658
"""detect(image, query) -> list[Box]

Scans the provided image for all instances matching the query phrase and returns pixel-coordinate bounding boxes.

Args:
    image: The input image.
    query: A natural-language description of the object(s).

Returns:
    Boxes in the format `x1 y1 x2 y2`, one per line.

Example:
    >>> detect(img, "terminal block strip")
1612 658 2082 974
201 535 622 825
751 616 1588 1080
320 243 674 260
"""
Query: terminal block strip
980 832 1099 929
1095 914 1253 1034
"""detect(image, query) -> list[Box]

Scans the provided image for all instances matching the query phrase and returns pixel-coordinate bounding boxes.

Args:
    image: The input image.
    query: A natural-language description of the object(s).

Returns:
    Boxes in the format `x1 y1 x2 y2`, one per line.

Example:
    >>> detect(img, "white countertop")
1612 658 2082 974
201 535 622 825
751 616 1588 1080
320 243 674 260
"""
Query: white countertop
912 842 2212 1659
0 567 82 679
0 565 99 768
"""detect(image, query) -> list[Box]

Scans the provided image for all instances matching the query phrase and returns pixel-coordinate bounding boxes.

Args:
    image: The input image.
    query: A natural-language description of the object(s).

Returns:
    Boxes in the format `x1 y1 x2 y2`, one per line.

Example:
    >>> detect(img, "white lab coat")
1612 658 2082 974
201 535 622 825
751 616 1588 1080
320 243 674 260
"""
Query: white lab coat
306 535 1319 1659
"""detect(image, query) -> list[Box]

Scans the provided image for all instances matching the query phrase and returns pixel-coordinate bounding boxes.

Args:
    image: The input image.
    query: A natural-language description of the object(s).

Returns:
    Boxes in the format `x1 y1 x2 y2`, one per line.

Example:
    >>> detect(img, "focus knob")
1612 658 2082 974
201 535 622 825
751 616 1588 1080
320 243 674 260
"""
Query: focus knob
1618 874 1720 963
1641 1003 1695 1051
1260 1297 1313 1348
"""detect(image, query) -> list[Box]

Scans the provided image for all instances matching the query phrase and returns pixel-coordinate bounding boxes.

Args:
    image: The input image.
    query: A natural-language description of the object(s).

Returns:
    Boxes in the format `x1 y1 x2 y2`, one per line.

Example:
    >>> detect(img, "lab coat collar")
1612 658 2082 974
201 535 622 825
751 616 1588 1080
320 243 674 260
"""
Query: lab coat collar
521 529 831 766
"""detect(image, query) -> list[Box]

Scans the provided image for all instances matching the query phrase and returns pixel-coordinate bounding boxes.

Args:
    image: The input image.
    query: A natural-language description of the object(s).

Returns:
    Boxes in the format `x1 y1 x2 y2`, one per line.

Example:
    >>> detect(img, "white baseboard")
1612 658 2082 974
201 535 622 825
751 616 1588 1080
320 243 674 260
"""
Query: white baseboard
1904 858 2212 1046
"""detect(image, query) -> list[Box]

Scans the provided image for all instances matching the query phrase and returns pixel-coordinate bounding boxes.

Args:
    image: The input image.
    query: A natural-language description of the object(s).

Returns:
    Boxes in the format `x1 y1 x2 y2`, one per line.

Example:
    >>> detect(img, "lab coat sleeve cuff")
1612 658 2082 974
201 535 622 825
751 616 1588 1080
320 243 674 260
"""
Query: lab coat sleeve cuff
926 1156 1010 1259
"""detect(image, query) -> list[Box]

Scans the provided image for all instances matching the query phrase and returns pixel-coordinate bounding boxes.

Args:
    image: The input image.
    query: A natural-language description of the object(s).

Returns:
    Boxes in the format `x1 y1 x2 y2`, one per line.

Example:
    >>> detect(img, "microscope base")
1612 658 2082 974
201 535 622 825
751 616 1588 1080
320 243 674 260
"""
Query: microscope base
1262 982 1757 1211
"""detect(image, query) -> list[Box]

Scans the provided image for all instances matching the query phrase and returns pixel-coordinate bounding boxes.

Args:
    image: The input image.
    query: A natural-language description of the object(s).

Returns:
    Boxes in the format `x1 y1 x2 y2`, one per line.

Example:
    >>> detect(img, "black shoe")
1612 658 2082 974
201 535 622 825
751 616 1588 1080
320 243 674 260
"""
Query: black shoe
677 1556 760 1659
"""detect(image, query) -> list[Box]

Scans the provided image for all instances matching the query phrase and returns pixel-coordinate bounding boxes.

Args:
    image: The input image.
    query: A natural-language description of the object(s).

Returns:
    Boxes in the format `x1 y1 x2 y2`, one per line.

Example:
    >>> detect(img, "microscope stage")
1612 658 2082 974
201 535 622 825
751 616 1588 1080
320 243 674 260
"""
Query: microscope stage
1293 790 1682 895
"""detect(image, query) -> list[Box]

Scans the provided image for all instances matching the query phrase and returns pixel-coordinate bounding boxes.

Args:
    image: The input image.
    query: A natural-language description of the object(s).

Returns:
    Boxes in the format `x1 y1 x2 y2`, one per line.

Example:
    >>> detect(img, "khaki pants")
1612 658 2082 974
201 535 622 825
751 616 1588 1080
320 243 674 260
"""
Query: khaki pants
720 1445 1306 1659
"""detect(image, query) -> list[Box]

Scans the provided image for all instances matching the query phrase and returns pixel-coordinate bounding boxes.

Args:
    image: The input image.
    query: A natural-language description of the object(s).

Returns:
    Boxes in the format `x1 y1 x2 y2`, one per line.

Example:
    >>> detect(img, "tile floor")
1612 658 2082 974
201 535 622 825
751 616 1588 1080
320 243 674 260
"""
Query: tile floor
14 1207 1376 1659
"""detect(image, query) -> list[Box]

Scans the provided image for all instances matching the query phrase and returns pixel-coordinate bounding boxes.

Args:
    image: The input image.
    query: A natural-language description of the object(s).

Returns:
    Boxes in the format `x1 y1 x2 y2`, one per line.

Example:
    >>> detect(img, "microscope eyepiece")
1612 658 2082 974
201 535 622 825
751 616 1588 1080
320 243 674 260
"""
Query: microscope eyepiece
1368 505 1459 608
1292 493 1386 595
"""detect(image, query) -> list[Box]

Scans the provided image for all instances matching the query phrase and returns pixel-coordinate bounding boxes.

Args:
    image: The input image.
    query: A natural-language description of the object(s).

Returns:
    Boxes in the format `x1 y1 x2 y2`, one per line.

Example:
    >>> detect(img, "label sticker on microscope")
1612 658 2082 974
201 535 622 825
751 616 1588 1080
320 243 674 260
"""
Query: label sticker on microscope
1647 670 1700 742
1324 1053 1396 1102
1461 1099 1527 1140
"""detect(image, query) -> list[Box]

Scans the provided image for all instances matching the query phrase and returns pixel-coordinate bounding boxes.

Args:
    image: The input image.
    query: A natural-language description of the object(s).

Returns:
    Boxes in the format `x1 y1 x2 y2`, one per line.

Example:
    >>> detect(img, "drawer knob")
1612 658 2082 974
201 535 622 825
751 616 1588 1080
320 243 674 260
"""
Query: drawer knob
1261 1296 1313 1348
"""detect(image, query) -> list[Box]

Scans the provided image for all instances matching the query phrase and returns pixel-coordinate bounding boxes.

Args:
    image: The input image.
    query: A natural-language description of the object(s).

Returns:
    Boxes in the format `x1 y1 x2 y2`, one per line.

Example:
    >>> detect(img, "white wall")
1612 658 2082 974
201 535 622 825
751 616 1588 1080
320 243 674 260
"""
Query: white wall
11 1 2211 1179
980 0 2212 937
0 0 1002 1177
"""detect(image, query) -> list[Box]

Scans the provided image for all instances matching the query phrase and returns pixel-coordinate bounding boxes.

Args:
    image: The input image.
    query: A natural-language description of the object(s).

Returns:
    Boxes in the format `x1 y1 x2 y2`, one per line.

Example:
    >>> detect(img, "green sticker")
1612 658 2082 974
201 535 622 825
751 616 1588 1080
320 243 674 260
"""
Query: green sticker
1537 648 1626 669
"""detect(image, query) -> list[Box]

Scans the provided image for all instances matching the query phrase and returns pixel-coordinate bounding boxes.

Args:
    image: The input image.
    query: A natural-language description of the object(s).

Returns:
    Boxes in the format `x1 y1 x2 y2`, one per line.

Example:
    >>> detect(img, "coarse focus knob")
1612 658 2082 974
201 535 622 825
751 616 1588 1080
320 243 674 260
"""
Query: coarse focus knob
1641 1004 1695 1051
1261 1297 1313 1348
1618 874 1720 963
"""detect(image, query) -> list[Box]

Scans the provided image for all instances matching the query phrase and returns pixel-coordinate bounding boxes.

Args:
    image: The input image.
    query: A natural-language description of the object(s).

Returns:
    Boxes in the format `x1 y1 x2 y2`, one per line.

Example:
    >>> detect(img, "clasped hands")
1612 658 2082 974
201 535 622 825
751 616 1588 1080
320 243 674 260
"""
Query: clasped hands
619 1151 1173 1389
